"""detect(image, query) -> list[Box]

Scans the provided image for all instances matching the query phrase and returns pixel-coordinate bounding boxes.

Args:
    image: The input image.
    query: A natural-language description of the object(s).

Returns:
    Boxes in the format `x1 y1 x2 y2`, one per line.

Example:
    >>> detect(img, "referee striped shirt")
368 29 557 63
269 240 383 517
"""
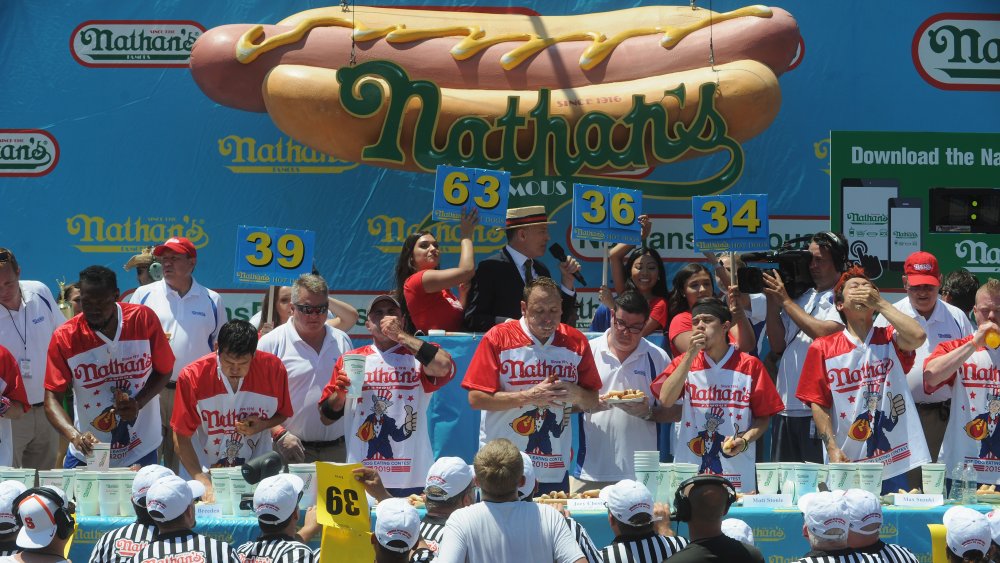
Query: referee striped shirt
600 533 688 563
859 541 919 563
0 540 18 557
133 530 238 563
565 517 602 563
795 548 882 563
89 523 157 563
420 514 448 553
235 535 313 563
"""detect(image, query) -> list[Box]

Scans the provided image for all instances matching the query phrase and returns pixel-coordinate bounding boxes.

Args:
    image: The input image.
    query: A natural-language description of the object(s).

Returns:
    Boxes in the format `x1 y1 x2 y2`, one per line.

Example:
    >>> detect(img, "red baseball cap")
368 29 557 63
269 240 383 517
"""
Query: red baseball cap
153 237 196 258
904 251 940 287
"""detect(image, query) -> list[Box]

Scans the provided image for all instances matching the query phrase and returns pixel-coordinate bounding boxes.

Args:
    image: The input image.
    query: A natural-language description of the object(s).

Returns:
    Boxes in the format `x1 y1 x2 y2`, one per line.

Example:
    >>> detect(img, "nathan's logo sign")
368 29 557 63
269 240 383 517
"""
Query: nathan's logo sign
71 21 205 68
367 214 504 254
217 135 359 174
0 130 58 177
913 13 1000 91
66 214 208 254
955 239 1000 272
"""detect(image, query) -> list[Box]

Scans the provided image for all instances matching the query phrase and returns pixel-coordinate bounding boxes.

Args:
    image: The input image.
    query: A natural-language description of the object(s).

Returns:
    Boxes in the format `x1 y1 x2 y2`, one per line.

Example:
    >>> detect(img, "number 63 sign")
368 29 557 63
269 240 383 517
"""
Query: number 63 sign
235 225 315 286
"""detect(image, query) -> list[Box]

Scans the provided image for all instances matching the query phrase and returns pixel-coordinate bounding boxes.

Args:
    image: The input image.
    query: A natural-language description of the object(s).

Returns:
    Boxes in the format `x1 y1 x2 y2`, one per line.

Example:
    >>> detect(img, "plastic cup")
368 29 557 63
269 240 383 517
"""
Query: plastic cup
793 464 820 498
856 463 884 495
815 465 829 490
116 472 135 516
289 464 318 510
75 471 100 516
827 463 856 491
671 463 699 496
86 443 111 471
922 463 946 495
211 471 232 516
655 464 674 504
38 470 63 489
229 474 254 517
61 471 77 503
98 473 121 517
342 354 367 398
755 463 781 494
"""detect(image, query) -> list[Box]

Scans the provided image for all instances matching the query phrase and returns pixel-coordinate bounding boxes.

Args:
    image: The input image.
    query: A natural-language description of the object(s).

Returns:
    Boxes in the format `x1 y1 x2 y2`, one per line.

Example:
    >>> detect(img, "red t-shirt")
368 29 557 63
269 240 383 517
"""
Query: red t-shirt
648 296 668 330
667 311 737 357
403 270 464 332
0 345 28 411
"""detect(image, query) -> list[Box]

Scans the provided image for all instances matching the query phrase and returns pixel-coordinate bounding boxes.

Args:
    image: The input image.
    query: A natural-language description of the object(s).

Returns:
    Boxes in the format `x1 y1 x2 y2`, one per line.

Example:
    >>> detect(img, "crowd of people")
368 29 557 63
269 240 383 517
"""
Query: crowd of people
0 202 999 562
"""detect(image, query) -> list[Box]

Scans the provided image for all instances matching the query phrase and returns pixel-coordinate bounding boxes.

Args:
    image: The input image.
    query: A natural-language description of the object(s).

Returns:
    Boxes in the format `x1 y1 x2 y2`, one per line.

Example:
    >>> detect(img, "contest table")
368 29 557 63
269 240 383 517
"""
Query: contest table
69 503 985 562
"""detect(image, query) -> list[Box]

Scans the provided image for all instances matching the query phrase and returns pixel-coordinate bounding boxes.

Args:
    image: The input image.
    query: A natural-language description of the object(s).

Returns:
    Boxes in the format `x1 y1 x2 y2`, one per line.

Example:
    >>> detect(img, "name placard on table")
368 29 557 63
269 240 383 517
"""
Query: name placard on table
893 494 944 507
566 498 608 512
741 494 794 508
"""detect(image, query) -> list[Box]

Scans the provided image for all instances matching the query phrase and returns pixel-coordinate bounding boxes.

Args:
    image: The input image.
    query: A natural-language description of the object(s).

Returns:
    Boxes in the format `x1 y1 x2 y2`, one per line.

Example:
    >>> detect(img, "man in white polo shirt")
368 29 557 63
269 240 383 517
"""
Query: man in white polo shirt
0 247 64 470
258 274 352 464
132 236 224 471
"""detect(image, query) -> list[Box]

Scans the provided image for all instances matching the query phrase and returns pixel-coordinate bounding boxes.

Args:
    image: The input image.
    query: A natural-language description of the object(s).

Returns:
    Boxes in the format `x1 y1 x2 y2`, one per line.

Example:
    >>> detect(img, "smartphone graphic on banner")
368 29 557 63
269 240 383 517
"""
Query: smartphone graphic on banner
841 178 899 273
888 198 922 270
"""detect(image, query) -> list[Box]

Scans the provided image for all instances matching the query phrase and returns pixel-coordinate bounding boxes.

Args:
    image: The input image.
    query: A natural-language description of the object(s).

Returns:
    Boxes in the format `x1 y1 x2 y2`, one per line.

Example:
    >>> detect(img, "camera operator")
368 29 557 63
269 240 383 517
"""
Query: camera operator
762 233 848 463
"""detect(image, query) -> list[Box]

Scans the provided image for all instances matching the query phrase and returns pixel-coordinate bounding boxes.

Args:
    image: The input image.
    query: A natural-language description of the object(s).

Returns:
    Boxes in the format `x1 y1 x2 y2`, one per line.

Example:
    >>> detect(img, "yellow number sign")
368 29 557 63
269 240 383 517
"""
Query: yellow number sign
315 462 373 562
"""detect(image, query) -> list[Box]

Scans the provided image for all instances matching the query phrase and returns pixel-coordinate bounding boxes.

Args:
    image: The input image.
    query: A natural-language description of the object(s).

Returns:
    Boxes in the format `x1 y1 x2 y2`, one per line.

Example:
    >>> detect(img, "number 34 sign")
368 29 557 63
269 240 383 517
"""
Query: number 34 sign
235 226 315 286
691 194 769 252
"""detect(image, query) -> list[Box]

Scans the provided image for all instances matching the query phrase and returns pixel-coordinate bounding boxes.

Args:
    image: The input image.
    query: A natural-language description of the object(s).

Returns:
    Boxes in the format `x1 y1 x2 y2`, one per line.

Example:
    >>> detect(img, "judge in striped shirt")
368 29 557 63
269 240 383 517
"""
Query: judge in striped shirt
89 464 174 563
419 457 476 555
793 491 878 563
236 473 317 563
597 480 687 563
843 489 918 563
132 475 238 563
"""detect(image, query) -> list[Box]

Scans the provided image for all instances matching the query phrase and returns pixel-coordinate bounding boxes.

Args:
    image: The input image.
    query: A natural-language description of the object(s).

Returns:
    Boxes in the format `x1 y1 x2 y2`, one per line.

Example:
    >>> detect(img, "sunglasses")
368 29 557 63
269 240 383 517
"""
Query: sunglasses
294 303 328 316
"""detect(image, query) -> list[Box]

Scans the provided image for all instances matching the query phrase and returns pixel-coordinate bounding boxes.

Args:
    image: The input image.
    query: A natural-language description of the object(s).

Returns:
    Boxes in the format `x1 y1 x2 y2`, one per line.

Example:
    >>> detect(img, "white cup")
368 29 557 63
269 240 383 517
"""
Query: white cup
342 354 367 398
116 472 135 516
38 470 63 489
211 471 232 516
61 471 77 503
98 473 121 517
86 443 111 471
922 463 946 495
635 470 660 501
755 463 781 494
671 463 699 494
655 464 674 504
856 463 884 495
815 465 829 489
75 471 100 517
793 464 820 498
827 463 856 491
229 474 255 517
289 464 318 510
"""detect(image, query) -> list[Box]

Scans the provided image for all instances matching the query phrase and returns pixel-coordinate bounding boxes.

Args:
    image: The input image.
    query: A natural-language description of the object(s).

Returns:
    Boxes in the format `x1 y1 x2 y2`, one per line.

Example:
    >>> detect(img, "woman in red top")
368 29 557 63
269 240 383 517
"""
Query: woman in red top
394 207 478 333
597 216 669 337
667 262 755 356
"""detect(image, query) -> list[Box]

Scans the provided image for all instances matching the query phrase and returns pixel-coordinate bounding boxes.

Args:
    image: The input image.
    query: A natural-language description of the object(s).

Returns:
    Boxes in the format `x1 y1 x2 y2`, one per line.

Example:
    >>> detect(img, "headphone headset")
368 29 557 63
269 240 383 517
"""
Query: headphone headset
671 474 738 523
814 231 849 272
12 488 75 541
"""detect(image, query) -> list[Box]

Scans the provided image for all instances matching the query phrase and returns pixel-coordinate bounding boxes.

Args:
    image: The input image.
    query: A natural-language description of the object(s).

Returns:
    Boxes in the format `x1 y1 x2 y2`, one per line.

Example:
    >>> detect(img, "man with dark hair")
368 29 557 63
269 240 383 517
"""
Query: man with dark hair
45 265 174 469
573 290 676 493
668 477 763 563
465 278 601 494
134 475 238 563
598 479 686 563
172 320 292 500
0 247 66 470
88 464 174 563
436 438 586 563
236 474 318 563
941 268 980 316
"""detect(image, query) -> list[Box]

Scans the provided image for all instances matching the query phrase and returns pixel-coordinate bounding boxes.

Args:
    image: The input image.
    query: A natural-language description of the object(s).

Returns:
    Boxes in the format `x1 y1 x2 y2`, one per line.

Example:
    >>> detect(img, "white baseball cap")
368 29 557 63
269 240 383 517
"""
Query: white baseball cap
374 498 420 552
600 479 654 525
798 491 850 541
0 481 28 531
253 474 304 524
986 510 1000 546
722 518 755 545
424 457 474 501
15 487 70 549
517 452 536 500
843 488 883 533
145 476 206 523
944 506 991 557
131 465 175 506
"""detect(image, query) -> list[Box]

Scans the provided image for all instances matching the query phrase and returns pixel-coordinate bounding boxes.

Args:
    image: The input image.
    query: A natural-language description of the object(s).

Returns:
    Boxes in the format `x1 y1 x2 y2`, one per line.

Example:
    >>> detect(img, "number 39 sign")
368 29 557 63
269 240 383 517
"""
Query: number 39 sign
234 225 315 286
316 462 372 562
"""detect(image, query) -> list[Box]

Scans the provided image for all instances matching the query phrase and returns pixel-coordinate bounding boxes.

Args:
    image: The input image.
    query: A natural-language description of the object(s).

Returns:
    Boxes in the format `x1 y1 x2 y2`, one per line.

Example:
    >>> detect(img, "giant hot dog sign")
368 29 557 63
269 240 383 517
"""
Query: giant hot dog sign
190 4 800 196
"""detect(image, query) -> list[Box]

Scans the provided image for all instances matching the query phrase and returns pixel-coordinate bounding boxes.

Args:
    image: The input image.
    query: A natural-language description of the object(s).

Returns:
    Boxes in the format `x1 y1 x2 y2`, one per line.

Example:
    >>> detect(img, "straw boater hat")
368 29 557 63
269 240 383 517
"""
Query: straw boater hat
123 246 155 271
505 206 556 230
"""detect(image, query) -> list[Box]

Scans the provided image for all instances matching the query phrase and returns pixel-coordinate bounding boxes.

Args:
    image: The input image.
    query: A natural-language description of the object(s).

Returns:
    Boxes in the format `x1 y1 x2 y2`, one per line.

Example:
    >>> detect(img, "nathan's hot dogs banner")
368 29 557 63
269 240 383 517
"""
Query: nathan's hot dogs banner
2 1 998 333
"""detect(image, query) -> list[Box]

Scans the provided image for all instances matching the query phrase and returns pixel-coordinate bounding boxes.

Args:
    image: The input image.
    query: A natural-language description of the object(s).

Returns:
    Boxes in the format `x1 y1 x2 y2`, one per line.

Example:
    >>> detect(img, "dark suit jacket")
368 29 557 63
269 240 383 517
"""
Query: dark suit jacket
463 247 576 332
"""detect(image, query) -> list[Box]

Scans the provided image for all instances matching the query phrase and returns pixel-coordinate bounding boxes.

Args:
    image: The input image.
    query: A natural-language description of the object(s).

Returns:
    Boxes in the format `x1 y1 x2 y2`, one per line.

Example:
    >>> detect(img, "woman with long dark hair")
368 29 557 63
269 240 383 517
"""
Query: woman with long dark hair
667 262 754 356
394 208 478 333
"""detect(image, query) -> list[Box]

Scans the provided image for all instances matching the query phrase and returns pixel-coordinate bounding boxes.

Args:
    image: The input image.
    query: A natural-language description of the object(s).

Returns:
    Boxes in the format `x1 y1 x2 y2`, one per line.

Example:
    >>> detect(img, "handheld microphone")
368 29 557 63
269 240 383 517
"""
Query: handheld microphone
548 243 587 286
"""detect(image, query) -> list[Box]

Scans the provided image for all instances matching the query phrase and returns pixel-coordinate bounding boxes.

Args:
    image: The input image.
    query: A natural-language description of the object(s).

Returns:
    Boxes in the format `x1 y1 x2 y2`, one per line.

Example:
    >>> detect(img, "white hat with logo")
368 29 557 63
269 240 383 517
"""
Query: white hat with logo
986 509 1000 546
374 498 420 552
0 481 28 531
145 476 206 523
944 506 991 557
253 474 304 524
424 457 474 501
131 464 175 506
798 491 850 541
517 452 536 500
721 518 755 545
600 479 654 524
843 488 883 533
15 487 70 549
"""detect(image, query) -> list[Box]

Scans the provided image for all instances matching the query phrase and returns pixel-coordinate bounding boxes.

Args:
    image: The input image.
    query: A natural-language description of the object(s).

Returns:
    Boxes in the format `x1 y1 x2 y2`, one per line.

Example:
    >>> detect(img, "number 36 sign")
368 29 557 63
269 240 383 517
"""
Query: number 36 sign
235 225 315 286
572 184 643 245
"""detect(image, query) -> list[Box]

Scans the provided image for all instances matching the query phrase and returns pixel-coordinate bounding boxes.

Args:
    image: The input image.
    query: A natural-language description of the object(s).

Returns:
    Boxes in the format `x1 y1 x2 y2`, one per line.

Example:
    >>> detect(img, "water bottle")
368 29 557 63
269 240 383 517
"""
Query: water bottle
963 462 978 505
951 463 965 502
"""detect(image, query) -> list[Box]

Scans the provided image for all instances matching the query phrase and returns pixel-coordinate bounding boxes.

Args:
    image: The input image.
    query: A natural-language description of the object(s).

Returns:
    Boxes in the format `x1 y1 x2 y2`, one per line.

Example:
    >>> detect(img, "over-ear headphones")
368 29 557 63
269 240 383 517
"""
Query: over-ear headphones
671 474 738 523
814 232 849 272
12 488 75 541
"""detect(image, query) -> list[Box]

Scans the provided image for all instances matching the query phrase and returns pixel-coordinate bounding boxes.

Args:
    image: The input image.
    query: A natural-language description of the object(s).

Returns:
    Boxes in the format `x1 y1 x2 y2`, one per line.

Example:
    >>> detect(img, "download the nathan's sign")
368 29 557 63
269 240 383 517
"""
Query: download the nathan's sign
189 4 800 195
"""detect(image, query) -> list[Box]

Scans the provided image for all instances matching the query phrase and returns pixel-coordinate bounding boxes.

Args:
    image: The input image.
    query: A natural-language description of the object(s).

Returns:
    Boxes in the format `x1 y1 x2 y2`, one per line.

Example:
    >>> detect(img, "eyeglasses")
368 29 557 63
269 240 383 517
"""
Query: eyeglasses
613 317 644 334
294 303 328 316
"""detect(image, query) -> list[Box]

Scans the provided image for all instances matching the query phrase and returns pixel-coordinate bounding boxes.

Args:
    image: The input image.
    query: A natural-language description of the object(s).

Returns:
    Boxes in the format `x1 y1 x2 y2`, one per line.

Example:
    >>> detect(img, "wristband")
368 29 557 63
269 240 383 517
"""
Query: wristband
641 404 654 421
320 399 344 422
415 341 437 367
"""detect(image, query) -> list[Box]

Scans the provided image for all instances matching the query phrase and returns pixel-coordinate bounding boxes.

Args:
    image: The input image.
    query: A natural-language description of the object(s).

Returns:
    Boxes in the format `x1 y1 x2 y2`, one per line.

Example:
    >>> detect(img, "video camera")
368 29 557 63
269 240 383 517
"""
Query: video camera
737 236 815 299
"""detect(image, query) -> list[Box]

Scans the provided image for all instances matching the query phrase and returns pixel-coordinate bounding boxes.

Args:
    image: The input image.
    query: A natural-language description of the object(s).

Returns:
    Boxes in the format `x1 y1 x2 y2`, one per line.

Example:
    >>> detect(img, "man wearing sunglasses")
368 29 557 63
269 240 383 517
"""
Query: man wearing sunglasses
572 291 679 494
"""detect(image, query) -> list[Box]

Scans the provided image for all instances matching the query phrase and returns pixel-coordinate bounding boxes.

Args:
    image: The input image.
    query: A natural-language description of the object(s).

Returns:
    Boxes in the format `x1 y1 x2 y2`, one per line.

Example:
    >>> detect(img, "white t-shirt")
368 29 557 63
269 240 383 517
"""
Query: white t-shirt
131 278 224 380
776 288 842 416
797 326 931 478
926 336 1000 480
574 331 669 482
874 296 973 404
0 280 64 404
463 319 603 484
257 322 352 441
45 303 175 466
436 501 585 563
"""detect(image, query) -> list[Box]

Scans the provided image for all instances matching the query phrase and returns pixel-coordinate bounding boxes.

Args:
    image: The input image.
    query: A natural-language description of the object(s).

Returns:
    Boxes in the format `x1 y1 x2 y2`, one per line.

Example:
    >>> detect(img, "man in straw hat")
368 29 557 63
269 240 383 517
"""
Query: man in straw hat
464 206 581 332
